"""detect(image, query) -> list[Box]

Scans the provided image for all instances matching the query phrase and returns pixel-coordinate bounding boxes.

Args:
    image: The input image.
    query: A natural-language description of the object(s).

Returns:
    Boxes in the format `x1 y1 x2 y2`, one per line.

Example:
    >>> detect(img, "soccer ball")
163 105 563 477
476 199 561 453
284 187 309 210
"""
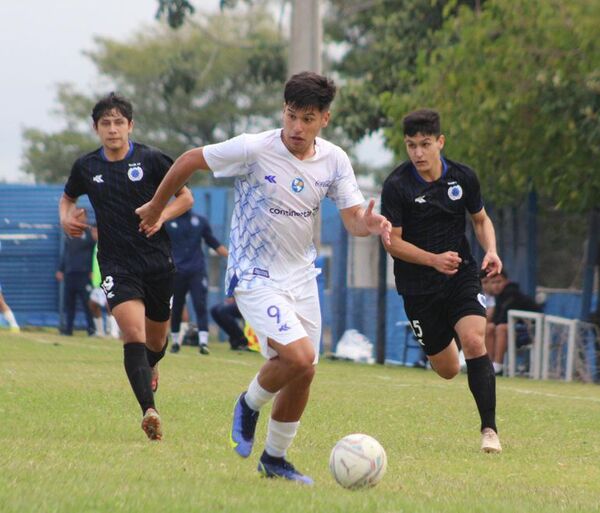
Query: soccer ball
329 433 387 489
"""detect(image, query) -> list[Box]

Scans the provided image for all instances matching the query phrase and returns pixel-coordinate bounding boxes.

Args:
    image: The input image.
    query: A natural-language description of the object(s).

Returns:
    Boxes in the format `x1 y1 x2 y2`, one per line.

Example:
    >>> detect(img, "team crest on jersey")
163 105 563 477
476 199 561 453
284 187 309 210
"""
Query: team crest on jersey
291 177 305 193
448 184 463 201
127 165 144 182
191 216 200 227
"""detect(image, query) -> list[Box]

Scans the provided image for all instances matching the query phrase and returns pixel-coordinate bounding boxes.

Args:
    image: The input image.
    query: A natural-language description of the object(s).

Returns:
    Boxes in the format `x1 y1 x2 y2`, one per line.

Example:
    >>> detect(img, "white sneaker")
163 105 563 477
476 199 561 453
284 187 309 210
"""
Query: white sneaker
481 428 502 453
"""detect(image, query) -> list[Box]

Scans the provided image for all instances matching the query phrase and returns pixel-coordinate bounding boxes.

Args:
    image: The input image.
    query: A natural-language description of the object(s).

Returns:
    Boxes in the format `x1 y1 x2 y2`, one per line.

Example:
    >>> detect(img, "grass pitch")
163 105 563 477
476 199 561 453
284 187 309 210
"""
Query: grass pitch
1 329 600 513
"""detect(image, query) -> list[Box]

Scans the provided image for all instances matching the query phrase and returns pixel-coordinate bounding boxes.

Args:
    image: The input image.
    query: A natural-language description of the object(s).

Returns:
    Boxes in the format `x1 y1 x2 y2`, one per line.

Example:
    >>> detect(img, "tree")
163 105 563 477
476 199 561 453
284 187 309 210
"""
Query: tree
22 8 286 183
324 0 485 142
382 0 600 211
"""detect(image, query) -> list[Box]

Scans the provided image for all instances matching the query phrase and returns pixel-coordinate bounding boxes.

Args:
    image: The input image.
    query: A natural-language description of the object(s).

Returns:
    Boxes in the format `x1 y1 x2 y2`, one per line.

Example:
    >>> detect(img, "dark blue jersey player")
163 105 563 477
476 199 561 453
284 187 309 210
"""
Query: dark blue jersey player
166 210 228 354
59 93 193 441
381 108 503 454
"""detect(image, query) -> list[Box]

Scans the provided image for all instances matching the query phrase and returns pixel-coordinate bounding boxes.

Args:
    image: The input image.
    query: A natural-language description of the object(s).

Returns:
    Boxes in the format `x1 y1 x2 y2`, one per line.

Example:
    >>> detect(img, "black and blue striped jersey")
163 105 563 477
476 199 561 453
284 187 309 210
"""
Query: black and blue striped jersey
64 141 175 274
381 157 484 295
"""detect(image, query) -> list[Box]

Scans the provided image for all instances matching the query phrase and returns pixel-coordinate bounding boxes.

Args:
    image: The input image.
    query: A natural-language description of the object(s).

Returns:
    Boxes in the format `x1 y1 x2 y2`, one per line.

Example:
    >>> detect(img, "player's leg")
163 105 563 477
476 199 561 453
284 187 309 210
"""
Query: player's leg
145 317 169 393
63 275 76 335
189 272 209 354
485 321 496 364
493 323 508 374
142 268 173 394
427 341 461 379
454 314 501 453
255 337 315 485
111 299 161 440
211 302 247 349
89 289 106 337
75 274 95 335
169 272 187 353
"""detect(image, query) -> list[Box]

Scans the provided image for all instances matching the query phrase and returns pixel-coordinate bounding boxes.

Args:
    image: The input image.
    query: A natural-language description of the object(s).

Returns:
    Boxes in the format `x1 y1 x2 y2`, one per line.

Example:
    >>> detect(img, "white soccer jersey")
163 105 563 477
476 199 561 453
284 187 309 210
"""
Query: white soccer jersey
203 129 364 294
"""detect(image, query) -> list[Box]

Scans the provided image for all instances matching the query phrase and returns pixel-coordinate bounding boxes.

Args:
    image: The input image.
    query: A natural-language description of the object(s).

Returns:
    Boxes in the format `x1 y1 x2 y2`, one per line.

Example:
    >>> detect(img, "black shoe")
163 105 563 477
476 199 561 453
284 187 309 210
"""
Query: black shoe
199 344 210 355
170 343 180 354
257 451 313 485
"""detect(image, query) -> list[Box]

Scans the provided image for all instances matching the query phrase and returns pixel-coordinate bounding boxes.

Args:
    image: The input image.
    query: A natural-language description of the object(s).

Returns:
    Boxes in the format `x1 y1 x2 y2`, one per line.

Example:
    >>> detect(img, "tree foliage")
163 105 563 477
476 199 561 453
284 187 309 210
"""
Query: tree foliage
21 8 286 184
382 0 600 210
325 0 485 142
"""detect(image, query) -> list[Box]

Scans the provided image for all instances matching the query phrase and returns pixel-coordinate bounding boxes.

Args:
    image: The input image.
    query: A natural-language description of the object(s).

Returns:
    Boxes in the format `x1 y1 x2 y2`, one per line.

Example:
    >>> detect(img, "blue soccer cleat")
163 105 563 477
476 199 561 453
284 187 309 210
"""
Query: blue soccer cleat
230 392 259 458
257 451 314 485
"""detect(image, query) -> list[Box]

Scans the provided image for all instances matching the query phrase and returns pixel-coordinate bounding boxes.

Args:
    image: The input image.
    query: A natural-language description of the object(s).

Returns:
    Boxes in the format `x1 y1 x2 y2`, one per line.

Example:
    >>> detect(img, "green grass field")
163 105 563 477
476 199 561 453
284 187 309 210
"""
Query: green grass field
2 329 600 513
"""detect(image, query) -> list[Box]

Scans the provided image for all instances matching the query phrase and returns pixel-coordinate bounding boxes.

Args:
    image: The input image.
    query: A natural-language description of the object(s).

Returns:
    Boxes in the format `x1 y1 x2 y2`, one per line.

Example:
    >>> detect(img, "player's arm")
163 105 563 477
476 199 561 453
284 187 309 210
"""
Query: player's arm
142 186 194 238
470 207 502 277
59 193 89 238
339 199 392 245
137 148 211 231
383 226 462 276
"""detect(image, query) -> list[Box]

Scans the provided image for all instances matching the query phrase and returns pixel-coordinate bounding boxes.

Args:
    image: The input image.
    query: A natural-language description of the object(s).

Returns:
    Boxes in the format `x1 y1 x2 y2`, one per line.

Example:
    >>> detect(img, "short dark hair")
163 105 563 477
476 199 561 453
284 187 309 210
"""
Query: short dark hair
403 109 441 137
92 92 133 125
284 72 336 112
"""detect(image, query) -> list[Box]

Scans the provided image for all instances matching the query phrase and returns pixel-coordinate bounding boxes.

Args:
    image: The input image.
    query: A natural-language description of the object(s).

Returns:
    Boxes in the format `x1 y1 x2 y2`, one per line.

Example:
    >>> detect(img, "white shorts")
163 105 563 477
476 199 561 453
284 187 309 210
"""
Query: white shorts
234 279 321 363
89 287 107 308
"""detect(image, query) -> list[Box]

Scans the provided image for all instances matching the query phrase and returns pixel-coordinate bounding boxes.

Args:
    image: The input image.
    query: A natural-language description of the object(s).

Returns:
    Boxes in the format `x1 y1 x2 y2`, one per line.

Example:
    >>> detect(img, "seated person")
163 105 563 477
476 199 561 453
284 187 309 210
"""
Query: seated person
487 271 541 375
210 297 248 350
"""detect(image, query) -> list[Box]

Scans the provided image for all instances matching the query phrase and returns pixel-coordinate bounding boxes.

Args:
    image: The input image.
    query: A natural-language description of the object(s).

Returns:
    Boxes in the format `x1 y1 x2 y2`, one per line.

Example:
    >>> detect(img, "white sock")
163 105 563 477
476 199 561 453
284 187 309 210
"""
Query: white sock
93 317 105 336
265 419 300 458
107 315 119 338
171 332 180 346
493 362 504 373
199 330 209 346
244 374 277 411
180 322 189 336
3 309 19 328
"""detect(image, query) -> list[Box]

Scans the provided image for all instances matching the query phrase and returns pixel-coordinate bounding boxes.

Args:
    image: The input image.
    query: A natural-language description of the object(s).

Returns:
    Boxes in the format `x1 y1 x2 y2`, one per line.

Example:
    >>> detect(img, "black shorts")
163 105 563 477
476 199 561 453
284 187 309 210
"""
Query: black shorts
100 267 175 322
402 267 486 356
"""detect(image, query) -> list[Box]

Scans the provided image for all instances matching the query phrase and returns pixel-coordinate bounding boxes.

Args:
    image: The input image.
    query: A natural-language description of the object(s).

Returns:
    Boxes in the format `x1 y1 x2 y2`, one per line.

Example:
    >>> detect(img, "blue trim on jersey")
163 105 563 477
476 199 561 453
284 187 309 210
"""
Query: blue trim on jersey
100 140 134 162
227 273 239 297
410 156 448 184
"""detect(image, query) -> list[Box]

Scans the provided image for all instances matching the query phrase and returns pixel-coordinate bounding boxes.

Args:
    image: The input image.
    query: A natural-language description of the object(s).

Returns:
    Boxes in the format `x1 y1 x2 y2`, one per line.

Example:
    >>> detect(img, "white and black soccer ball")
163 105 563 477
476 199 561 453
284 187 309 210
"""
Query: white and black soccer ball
329 433 387 489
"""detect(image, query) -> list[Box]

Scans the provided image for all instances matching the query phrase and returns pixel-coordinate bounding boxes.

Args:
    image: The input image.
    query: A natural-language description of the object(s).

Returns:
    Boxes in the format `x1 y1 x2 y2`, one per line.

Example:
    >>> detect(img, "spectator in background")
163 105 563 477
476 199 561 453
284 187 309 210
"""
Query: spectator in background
210 297 249 351
166 210 228 355
56 209 96 336
486 270 541 375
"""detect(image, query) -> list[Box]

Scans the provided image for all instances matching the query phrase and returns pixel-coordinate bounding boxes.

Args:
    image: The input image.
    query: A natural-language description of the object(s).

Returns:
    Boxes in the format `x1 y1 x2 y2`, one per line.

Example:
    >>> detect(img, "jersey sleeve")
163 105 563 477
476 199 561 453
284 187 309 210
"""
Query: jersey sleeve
326 149 364 210
203 134 253 178
380 179 404 228
464 167 484 214
64 160 87 199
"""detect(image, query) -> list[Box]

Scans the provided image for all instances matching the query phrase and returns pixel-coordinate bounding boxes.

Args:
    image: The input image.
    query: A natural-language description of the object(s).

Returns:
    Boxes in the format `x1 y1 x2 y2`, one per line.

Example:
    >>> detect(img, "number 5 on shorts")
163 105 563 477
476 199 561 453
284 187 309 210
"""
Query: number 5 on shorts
410 320 425 346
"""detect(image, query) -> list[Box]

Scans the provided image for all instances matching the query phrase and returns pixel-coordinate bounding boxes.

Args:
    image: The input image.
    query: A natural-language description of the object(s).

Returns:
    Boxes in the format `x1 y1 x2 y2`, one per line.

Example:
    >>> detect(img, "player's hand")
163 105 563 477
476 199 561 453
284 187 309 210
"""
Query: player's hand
433 251 462 275
136 201 162 236
55 271 64 282
143 215 166 238
364 199 392 245
61 208 88 238
481 250 502 277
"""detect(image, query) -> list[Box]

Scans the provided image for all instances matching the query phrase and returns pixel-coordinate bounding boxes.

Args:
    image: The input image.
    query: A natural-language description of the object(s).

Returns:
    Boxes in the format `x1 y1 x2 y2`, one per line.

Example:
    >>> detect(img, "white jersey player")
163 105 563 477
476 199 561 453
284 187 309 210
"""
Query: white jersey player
136 72 391 484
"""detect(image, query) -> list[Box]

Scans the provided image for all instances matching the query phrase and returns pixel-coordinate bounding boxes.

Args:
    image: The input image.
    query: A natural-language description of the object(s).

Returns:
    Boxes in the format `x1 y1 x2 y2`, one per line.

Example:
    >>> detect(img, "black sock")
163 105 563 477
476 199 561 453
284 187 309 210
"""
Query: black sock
123 342 155 414
466 354 497 433
146 337 168 368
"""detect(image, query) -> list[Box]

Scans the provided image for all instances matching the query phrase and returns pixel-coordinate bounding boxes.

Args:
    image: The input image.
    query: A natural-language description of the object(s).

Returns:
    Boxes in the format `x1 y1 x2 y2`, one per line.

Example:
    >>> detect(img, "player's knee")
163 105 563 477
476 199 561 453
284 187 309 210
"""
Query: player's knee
437 364 460 380
286 352 315 379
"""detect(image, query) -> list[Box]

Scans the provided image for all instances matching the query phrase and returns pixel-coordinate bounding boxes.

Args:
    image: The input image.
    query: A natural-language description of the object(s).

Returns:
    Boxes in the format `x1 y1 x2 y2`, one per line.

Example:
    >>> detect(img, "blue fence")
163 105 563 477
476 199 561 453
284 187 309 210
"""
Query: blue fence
0 185 595 368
